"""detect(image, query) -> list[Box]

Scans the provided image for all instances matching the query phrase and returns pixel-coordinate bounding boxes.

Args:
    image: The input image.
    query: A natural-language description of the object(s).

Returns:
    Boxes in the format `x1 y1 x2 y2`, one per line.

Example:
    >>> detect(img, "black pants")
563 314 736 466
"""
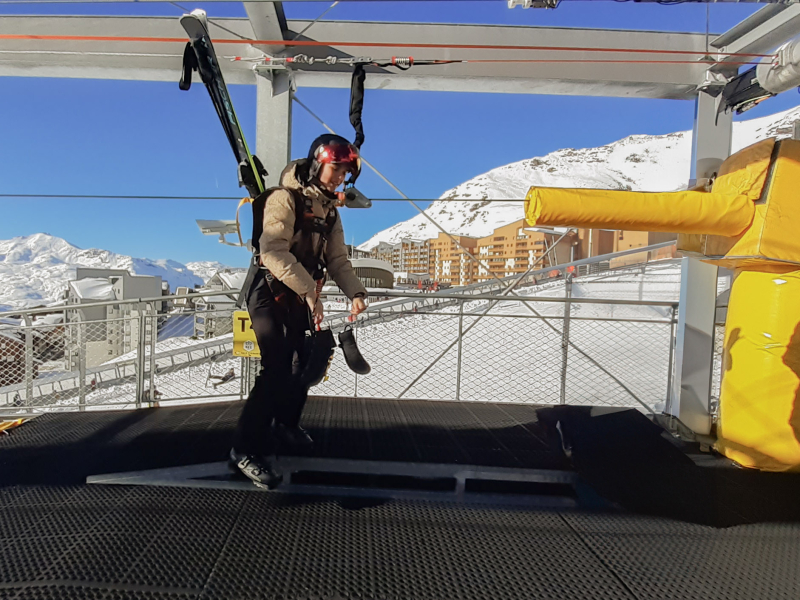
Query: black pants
232 276 311 455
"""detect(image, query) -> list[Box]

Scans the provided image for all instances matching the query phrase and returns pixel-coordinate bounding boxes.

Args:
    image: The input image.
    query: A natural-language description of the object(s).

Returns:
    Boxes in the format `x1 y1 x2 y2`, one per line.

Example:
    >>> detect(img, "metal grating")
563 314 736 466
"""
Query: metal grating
3 402 800 599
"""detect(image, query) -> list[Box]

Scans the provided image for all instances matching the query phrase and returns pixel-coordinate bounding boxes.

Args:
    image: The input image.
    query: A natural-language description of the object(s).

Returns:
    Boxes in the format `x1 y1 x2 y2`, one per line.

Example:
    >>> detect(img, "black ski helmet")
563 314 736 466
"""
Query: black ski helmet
307 134 362 185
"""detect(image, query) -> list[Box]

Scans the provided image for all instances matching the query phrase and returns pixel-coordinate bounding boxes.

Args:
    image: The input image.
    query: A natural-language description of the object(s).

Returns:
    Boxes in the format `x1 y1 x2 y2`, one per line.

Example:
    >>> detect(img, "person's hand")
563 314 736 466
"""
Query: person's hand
335 191 347 208
351 296 367 316
306 295 324 326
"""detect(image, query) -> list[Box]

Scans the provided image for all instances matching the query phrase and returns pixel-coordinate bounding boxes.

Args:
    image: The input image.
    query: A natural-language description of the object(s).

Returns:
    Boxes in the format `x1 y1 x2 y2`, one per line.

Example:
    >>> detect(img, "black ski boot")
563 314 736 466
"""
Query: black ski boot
229 449 283 490
338 326 370 375
276 423 314 450
299 328 337 387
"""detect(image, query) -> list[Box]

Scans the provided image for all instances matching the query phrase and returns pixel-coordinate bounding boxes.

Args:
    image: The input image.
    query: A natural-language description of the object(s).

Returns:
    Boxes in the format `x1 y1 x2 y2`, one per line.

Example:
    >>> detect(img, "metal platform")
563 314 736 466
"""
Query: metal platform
3 399 800 600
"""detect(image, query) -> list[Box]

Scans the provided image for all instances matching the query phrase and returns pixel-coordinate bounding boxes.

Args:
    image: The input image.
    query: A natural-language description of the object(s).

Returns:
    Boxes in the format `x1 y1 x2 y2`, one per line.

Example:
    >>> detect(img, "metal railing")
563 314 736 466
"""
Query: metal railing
322 241 678 330
0 261 679 413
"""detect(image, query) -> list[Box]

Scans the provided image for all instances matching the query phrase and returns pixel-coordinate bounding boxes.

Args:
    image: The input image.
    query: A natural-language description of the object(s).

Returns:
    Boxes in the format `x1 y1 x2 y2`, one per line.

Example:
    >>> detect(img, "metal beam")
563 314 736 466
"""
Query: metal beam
285 19 712 99
292 71 697 99
0 15 260 85
712 4 800 71
711 4 789 49
244 1 286 55
0 15 713 99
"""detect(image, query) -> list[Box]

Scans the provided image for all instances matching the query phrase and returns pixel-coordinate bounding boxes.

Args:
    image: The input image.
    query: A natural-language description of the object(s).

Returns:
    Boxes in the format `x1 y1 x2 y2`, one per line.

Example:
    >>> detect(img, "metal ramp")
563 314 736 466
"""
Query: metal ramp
87 456 583 509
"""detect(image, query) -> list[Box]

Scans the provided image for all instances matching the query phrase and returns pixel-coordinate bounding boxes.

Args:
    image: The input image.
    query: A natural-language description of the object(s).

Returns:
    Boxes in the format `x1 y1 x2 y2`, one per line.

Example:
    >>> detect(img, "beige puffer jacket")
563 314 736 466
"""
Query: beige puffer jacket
258 160 367 301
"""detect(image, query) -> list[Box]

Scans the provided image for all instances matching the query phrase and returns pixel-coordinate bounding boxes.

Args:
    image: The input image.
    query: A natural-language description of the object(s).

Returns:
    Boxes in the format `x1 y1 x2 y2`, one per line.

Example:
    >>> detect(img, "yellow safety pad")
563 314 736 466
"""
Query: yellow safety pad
232 310 261 358
686 138 800 268
0 419 26 434
714 137 775 201
716 268 800 471
525 187 754 237
755 140 800 263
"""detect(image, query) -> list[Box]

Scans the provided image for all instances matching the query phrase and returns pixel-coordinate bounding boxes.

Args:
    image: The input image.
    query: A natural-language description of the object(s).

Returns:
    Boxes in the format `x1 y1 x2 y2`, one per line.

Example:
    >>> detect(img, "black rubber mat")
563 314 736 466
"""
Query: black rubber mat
0 398 567 487
300 397 564 469
1 483 800 600
3 401 800 599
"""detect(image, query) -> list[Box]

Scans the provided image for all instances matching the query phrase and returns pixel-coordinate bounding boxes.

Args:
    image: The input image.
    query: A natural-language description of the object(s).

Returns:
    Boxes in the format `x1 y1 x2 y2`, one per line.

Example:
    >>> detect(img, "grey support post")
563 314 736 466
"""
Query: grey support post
245 0 291 188
256 72 293 189
668 90 732 434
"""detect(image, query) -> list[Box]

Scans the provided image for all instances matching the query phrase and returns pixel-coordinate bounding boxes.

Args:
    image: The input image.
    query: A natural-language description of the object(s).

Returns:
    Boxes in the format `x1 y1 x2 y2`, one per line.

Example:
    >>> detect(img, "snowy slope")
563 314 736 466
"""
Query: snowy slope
185 261 232 284
0 234 210 311
9 259 684 411
359 105 800 250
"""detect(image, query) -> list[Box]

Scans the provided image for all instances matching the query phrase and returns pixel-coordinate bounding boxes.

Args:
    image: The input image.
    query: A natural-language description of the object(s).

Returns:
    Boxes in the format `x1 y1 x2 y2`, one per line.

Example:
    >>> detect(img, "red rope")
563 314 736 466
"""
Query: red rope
0 33 774 58
457 58 759 65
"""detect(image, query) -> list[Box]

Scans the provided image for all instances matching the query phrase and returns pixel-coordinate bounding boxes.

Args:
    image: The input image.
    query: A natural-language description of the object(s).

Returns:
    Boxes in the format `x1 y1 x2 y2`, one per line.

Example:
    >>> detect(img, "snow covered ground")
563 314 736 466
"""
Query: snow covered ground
4 259 684 413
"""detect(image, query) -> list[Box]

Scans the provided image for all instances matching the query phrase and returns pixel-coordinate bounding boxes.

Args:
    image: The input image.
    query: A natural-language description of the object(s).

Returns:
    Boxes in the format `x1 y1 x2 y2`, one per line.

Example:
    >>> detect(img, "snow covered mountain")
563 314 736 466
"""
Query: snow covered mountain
0 234 224 311
359 105 800 250
185 261 233 284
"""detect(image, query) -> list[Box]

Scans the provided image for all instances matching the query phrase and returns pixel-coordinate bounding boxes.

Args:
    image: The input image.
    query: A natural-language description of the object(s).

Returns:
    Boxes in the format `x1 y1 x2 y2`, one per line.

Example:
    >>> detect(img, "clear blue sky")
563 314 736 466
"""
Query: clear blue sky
2 1 800 266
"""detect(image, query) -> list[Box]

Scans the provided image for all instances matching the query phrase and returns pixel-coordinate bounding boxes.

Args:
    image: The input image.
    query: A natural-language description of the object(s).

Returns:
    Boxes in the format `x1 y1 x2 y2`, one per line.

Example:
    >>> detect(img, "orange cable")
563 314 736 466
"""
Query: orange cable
457 58 759 65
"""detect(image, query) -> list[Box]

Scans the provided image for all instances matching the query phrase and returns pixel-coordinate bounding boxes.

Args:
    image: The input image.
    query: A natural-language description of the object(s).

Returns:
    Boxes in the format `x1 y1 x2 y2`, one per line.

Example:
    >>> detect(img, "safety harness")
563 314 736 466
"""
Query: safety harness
236 186 339 309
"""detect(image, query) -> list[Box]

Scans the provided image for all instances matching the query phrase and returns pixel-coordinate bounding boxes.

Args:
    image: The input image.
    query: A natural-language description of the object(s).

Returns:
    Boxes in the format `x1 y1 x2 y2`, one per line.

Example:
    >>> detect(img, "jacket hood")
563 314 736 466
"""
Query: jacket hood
279 159 337 210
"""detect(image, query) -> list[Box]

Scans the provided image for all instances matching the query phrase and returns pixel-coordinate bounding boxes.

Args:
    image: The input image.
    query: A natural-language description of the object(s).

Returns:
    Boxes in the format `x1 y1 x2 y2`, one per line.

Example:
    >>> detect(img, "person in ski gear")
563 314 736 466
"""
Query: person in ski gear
231 134 368 489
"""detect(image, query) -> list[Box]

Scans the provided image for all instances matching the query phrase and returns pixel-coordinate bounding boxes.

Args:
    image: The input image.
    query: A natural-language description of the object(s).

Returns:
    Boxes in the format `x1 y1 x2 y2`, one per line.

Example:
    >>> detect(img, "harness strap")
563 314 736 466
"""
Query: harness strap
237 187 339 309
179 42 196 91
349 64 366 150
235 197 251 248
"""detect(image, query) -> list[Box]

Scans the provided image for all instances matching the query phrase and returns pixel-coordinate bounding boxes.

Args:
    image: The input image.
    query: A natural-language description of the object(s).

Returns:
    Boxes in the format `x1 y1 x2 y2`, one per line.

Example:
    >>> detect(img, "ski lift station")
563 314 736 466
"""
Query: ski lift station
5 2 800 599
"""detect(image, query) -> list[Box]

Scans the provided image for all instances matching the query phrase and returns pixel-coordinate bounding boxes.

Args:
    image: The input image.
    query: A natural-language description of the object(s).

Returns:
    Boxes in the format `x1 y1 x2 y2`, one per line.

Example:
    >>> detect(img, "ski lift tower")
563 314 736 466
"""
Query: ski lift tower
3 3 800 435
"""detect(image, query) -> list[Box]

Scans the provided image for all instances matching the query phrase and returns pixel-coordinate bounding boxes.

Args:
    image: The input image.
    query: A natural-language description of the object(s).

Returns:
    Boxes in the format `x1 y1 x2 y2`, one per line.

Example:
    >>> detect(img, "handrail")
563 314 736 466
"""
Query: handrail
0 241 676 320
0 288 230 319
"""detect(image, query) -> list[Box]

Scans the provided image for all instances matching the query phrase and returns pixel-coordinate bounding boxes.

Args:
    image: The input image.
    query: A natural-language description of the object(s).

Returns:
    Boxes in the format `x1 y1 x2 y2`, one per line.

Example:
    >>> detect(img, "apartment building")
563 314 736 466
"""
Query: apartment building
370 239 430 283
427 233 479 287
575 229 677 269
368 220 675 289
473 220 578 283
65 270 164 368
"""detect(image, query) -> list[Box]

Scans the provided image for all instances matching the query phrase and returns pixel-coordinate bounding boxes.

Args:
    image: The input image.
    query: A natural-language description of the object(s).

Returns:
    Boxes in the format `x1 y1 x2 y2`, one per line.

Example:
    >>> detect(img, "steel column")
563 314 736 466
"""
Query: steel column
456 300 464 401
669 90 731 434
148 303 157 406
256 71 293 189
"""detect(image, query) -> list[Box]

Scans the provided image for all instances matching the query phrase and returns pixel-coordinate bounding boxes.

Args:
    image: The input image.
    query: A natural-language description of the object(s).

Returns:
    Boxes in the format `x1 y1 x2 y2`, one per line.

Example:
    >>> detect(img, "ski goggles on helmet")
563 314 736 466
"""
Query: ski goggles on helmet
313 142 361 175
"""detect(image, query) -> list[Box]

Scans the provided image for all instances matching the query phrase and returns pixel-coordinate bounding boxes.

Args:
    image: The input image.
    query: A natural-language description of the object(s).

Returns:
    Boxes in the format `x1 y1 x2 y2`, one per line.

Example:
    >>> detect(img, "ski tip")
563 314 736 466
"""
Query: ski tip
180 9 208 26
180 9 209 38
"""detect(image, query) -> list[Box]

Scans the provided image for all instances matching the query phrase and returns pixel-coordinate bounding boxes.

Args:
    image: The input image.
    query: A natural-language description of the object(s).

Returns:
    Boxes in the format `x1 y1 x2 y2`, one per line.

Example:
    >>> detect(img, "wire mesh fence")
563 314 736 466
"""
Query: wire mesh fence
1 282 678 414
711 324 726 417
0 302 247 411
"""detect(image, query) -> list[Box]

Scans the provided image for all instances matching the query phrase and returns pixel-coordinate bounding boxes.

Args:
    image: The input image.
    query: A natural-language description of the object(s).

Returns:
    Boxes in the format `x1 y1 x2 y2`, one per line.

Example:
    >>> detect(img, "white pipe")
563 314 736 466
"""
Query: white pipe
757 37 800 95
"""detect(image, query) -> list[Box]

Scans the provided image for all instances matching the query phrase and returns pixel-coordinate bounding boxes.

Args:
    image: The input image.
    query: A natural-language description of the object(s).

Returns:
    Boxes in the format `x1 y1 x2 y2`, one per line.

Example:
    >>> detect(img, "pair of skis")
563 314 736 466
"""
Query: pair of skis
179 9 372 213
179 10 265 200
